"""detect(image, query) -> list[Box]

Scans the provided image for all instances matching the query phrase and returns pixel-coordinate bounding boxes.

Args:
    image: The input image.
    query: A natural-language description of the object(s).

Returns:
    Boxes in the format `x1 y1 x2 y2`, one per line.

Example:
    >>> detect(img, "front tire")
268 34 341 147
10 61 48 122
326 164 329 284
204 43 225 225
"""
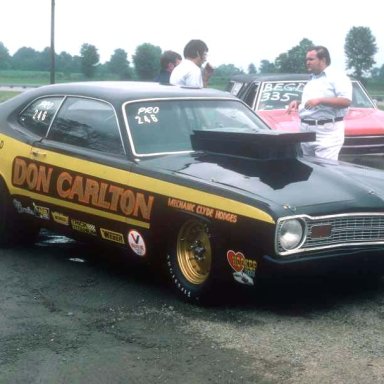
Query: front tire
166 219 220 304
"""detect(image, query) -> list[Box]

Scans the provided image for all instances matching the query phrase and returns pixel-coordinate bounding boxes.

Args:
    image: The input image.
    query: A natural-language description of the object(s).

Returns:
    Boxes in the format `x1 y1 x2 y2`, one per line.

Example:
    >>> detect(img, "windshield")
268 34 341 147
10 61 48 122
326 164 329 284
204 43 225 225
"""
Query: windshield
256 80 375 110
351 81 376 108
124 99 269 156
257 81 307 110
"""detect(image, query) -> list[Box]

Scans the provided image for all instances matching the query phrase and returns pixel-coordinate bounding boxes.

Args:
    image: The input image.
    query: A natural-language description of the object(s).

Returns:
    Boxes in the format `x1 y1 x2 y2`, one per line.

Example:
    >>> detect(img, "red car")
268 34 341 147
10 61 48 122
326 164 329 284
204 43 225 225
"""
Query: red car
227 74 384 166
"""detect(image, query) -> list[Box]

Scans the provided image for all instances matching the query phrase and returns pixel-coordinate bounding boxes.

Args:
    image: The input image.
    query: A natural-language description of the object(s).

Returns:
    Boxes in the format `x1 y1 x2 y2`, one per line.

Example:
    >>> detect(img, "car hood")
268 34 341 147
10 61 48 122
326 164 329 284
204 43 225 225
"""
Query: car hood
344 108 384 135
140 153 384 217
257 108 384 136
257 110 300 133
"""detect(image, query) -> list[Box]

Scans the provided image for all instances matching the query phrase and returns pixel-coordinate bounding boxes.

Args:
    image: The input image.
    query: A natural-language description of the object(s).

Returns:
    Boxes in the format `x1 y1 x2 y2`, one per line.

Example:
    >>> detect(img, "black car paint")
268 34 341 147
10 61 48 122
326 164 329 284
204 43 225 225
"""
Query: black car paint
1 82 384 297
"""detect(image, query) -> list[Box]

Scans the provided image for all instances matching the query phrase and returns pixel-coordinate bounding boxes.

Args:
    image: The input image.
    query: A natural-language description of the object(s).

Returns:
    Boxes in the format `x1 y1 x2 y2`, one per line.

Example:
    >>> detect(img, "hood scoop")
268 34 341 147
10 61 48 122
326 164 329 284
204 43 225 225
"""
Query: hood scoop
191 130 316 159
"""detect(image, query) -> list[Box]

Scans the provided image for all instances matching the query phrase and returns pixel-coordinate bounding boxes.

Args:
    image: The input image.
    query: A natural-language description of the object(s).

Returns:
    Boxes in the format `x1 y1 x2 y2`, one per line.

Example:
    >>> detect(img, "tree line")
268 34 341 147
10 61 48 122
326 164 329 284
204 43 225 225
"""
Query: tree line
0 26 382 83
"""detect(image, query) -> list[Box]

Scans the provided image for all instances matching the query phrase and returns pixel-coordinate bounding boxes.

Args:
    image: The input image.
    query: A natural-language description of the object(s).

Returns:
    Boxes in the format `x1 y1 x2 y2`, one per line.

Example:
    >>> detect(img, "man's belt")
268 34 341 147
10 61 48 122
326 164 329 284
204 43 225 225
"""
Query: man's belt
301 117 344 126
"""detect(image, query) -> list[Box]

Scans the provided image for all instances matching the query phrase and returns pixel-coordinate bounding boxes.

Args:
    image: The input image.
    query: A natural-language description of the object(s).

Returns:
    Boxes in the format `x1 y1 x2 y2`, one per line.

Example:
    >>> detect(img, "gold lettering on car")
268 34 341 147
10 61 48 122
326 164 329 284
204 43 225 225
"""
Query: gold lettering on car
71 219 96 235
168 198 196 212
52 211 69 225
215 209 237 223
33 204 50 220
100 228 125 244
13 157 52 193
167 197 237 224
12 157 154 222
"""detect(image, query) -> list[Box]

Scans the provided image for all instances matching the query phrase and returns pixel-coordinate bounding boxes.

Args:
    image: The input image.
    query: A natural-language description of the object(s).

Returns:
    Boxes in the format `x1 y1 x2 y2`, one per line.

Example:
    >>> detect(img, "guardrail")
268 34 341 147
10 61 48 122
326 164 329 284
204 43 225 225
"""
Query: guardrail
0 84 40 92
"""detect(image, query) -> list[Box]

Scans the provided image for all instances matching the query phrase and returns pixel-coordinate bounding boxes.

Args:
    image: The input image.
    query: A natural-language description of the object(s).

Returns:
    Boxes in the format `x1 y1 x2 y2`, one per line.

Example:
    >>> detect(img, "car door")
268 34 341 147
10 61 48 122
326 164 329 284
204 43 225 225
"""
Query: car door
18 96 153 246
5 96 64 216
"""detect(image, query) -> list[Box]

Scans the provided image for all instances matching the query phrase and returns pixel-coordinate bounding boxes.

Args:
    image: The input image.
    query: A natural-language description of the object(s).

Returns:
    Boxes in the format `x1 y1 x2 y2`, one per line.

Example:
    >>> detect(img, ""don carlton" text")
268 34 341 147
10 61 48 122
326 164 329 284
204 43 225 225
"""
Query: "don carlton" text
12 157 154 220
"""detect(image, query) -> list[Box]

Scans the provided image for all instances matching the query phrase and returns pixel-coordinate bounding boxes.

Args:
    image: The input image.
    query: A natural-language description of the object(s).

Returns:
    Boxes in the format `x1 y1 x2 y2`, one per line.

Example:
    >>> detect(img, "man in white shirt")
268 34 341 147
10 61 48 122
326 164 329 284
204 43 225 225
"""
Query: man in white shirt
170 39 213 88
288 46 352 160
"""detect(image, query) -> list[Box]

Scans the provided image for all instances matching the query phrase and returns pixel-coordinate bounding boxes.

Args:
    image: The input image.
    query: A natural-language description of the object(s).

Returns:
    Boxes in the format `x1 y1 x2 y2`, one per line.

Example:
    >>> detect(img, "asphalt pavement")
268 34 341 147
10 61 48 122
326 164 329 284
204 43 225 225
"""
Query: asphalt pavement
1 230 384 383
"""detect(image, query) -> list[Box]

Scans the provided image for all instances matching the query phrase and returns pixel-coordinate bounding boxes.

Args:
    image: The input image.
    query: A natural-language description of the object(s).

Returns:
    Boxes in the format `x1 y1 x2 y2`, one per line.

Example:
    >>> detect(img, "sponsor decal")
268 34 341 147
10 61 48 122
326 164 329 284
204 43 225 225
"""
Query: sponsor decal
167 197 237 224
52 211 69 226
233 271 255 286
33 204 50 220
71 219 97 236
100 228 125 244
13 199 34 216
12 157 154 222
128 229 146 256
227 250 257 286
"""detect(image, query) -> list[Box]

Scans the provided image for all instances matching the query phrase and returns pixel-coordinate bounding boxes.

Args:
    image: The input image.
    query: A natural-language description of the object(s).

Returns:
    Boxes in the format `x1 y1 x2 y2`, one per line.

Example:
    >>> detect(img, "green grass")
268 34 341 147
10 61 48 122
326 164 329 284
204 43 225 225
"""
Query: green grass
0 70 97 86
0 70 52 85
0 91 21 102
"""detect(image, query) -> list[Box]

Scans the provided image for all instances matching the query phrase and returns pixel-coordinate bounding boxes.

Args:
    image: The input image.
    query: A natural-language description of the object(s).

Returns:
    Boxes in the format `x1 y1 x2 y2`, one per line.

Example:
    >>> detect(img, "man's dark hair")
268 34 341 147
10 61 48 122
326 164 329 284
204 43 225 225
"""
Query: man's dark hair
183 39 208 59
160 50 182 70
310 45 331 65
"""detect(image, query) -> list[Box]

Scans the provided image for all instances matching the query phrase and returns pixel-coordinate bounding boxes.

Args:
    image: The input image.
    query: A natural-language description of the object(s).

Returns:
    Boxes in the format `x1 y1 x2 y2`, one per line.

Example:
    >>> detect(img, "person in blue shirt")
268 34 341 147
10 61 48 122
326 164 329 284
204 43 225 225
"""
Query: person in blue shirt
155 50 182 84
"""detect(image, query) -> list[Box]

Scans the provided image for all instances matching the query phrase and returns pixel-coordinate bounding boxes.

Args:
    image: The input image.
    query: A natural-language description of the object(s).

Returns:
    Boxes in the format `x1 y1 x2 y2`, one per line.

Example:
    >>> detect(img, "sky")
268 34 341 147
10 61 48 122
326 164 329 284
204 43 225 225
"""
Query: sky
1 0 383 73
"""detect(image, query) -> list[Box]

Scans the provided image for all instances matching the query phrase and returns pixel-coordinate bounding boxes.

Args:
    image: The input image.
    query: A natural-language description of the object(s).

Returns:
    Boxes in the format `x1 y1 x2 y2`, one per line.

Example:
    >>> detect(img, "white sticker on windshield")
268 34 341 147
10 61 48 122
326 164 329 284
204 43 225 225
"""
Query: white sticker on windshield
134 106 159 125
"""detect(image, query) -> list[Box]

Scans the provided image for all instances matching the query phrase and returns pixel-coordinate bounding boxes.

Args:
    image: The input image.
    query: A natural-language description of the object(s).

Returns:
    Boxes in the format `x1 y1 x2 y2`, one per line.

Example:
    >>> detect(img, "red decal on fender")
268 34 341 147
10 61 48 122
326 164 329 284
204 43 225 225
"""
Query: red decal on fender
227 250 245 272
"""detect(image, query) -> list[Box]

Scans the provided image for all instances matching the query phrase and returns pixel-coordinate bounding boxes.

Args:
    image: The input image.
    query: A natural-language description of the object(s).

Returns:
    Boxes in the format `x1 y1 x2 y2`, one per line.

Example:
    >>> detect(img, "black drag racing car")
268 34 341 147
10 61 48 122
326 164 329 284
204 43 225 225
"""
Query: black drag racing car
0 81 384 303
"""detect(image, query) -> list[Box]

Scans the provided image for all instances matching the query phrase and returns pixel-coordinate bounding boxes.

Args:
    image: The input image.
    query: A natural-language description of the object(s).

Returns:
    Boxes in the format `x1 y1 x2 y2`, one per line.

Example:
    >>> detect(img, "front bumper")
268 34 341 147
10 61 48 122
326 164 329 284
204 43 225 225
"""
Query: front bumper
259 246 384 278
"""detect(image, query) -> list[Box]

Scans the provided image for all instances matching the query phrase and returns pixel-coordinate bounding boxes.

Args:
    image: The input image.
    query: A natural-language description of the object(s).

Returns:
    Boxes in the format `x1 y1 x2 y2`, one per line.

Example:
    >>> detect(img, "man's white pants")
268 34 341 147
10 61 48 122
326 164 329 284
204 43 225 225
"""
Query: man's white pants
300 120 345 160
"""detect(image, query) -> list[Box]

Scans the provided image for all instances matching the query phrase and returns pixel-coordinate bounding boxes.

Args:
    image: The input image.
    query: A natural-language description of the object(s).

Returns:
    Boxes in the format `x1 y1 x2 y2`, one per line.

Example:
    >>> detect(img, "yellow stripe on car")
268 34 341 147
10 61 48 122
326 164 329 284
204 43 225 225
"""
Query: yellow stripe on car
1 135 274 226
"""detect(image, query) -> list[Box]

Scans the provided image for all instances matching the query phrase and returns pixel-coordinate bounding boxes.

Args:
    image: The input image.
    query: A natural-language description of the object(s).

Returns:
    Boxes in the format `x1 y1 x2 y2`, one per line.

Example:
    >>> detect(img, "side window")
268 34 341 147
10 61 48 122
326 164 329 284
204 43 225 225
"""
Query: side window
243 84 259 109
225 81 235 93
18 97 63 137
227 81 244 96
48 97 125 156
351 82 375 108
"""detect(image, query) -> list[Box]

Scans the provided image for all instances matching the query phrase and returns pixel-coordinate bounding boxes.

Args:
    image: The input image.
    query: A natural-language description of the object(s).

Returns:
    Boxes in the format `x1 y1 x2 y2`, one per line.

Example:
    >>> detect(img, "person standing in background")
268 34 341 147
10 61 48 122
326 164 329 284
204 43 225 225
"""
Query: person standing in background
154 50 182 84
170 39 214 88
287 46 352 160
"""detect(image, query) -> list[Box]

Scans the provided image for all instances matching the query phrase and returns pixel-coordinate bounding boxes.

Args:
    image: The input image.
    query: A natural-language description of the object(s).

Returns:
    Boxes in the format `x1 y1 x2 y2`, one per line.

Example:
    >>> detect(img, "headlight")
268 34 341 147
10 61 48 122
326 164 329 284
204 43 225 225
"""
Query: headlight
278 219 305 251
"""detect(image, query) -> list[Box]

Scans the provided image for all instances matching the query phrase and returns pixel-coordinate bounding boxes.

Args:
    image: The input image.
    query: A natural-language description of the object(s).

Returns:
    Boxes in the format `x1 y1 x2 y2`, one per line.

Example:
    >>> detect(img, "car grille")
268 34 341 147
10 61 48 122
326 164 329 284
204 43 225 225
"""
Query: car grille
341 135 384 155
277 213 384 255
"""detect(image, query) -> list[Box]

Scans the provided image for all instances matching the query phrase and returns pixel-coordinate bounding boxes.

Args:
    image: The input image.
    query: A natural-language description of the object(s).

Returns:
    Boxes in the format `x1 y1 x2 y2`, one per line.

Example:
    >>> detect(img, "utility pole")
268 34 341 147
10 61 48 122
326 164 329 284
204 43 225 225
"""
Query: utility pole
50 0 56 84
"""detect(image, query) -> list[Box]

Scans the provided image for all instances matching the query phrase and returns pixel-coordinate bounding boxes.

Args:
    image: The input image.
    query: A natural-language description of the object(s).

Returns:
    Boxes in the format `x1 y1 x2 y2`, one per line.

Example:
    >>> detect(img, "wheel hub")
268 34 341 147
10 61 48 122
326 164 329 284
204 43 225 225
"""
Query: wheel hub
176 220 212 285
190 240 206 261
